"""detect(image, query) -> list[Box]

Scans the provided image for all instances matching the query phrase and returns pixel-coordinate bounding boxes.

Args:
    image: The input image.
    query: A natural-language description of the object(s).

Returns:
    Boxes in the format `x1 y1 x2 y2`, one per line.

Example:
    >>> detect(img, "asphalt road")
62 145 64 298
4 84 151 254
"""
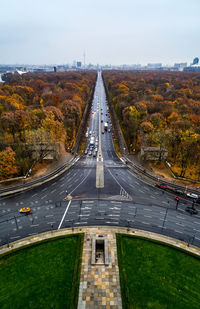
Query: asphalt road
0 71 200 247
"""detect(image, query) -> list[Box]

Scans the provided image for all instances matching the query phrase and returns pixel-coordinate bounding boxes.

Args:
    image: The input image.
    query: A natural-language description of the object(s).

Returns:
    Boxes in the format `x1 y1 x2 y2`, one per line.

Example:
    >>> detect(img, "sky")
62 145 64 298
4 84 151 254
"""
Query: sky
0 0 200 65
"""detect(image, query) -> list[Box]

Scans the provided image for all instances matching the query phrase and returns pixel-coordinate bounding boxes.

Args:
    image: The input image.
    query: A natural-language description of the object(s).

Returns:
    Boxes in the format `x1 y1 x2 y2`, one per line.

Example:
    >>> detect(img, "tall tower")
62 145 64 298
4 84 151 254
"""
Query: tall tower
83 51 86 69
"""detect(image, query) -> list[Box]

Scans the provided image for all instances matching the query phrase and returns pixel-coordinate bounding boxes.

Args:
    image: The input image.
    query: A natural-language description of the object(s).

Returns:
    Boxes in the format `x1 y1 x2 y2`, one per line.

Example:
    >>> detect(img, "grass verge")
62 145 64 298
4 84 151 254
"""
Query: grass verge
116 234 200 309
0 234 83 309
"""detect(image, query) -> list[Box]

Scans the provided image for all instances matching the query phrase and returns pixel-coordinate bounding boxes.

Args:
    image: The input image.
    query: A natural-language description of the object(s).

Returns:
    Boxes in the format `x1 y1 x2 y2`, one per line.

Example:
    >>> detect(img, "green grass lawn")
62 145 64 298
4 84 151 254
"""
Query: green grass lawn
0 234 83 309
117 234 200 309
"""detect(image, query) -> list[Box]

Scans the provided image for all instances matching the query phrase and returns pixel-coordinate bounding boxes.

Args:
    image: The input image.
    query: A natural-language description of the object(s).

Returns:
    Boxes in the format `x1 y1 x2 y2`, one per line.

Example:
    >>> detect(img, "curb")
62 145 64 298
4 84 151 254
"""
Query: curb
0 156 80 197
1 226 200 257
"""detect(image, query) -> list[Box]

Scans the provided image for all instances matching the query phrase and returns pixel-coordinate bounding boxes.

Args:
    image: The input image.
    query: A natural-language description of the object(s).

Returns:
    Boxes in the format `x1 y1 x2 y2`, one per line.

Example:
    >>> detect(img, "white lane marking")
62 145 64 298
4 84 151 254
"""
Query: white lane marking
74 222 88 225
47 222 56 225
108 214 120 217
31 224 39 227
174 230 183 234
28 233 37 236
60 183 65 187
79 214 90 217
58 200 72 229
194 221 200 225
144 215 152 218
106 221 119 224
31 193 38 197
175 223 185 226
59 191 65 195
69 170 92 195
42 188 47 192
193 228 200 232
144 208 152 211
51 189 56 193
46 214 53 217
10 236 20 240
41 195 47 200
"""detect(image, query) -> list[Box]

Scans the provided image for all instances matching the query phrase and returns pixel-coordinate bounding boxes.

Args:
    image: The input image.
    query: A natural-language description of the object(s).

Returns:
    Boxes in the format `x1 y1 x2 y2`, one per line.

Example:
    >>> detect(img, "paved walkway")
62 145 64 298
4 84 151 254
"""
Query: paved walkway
78 228 122 308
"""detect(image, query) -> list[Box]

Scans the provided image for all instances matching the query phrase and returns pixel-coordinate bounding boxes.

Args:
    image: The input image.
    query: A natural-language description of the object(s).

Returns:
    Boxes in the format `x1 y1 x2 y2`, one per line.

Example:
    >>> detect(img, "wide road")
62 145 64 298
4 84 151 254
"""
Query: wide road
0 72 200 246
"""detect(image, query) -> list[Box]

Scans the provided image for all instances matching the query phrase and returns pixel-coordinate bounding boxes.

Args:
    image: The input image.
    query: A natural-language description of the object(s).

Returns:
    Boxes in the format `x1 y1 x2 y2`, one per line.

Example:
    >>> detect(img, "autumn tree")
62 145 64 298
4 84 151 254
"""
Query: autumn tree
0 147 18 179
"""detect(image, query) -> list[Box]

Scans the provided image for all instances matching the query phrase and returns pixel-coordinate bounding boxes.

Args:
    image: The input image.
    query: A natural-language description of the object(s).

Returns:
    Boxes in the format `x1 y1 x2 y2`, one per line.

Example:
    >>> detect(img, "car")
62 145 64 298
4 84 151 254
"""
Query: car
85 132 88 138
185 207 198 215
84 149 88 155
186 193 199 199
19 207 31 214
174 196 180 201
108 129 111 133
88 151 92 156
156 183 167 189
102 131 104 134
196 198 200 204
101 120 103 123
93 152 97 157
173 189 184 195
89 131 92 135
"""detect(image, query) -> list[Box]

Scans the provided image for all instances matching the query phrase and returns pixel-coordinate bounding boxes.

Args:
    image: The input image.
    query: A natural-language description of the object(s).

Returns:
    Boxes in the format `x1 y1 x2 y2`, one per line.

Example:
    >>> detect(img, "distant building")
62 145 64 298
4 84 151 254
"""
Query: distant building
54 66 57 72
77 61 82 68
141 146 168 161
183 57 200 72
147 63 162 69
174 63 187 71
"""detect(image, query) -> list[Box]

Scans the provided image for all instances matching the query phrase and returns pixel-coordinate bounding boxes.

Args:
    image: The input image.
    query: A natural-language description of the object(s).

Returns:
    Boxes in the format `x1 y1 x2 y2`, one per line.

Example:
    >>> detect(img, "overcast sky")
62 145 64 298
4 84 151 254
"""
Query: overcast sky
1 0 200 65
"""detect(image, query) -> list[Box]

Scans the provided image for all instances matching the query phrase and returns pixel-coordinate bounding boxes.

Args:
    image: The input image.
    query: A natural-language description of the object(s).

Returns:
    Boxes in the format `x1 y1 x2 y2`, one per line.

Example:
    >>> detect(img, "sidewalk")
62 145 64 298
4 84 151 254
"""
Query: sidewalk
0 153 73 190
126 153 200 192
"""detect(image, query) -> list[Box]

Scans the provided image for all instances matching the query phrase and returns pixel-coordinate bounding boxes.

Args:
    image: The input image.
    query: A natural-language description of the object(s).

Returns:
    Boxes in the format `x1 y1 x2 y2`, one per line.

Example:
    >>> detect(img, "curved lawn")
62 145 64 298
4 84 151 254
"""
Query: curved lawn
0 234 83 309
117 234 200 309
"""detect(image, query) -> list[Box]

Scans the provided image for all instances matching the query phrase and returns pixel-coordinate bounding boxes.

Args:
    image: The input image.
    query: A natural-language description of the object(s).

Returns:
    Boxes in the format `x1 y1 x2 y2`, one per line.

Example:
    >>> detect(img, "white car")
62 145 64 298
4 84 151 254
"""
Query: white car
186 193 199 199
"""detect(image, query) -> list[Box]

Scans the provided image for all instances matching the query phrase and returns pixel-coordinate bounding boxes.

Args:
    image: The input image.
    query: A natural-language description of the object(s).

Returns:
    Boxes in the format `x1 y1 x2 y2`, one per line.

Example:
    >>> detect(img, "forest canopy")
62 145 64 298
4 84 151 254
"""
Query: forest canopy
0 71 96 179
103 70 200 180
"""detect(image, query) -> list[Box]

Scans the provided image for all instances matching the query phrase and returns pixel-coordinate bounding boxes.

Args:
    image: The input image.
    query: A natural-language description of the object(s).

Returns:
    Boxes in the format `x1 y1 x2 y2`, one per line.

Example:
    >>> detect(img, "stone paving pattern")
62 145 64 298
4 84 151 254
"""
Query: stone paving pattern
78 228 122 309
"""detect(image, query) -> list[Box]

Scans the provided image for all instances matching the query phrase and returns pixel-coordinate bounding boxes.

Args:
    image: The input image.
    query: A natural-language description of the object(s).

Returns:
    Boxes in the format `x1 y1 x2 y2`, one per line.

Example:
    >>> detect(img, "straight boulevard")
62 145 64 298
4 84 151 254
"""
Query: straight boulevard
0 72 200 247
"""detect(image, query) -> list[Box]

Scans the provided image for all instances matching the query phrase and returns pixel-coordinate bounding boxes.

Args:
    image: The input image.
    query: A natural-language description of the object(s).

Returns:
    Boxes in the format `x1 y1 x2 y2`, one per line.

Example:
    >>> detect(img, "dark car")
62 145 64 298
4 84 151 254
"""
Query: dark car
173 189 184 195
156 183 167 190
196 198 200 204
185 207 198 215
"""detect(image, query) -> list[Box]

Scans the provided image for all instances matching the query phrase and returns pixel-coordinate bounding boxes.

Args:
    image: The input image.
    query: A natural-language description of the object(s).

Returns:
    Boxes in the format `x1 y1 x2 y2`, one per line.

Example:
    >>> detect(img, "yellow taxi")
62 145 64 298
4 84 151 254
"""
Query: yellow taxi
19 207 31 214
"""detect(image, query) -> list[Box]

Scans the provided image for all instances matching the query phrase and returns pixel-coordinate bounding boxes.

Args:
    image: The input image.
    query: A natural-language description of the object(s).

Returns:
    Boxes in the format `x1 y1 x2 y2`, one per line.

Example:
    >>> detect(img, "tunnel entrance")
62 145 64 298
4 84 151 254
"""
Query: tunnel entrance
91 235 109 265
95 239 104 264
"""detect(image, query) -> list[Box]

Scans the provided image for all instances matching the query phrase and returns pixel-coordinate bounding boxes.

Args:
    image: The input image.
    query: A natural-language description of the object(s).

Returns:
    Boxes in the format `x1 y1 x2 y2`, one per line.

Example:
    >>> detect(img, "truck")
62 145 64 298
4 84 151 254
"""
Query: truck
104 122 108 131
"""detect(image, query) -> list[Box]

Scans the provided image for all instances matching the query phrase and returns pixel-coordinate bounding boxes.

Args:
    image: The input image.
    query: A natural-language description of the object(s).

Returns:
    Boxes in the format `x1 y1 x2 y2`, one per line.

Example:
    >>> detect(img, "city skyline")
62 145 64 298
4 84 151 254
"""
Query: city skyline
1 0 200 65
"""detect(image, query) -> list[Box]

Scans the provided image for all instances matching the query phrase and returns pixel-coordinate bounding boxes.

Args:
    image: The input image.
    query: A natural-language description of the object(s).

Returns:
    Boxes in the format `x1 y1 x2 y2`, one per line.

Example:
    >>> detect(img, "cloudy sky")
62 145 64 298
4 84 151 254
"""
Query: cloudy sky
1 0 200 65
